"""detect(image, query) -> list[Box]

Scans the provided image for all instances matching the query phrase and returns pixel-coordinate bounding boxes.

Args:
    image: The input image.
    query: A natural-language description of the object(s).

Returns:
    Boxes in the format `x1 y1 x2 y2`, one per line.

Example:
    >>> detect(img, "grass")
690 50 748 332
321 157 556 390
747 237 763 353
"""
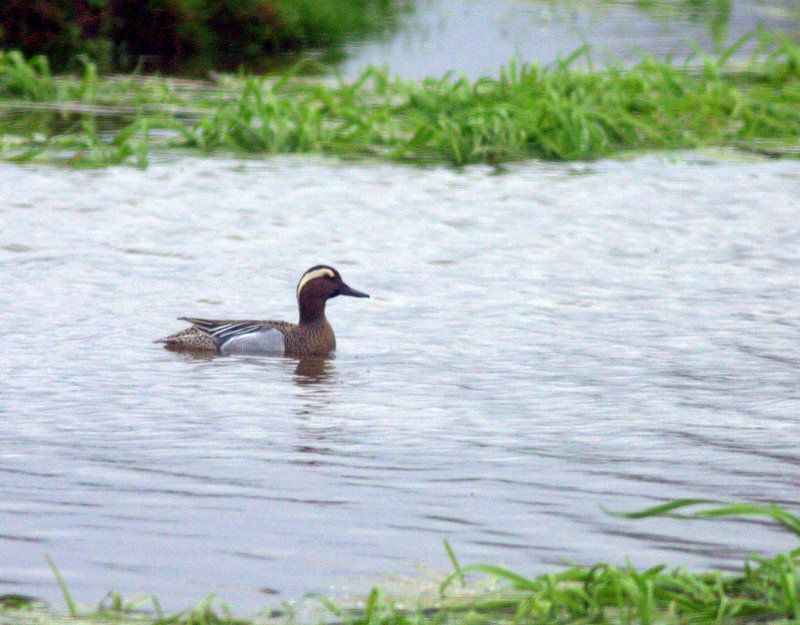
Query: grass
1 30 800 167
2 500 800 625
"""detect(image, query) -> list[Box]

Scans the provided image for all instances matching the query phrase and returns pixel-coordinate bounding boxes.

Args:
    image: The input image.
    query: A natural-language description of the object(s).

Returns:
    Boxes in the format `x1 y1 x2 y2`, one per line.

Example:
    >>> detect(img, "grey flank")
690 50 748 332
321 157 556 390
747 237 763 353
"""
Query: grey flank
219 327 286 355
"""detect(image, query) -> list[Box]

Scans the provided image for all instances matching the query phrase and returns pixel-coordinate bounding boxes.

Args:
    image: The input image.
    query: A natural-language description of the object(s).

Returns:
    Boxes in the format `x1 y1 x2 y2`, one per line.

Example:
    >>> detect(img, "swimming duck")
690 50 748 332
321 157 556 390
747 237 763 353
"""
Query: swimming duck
156 265 369 355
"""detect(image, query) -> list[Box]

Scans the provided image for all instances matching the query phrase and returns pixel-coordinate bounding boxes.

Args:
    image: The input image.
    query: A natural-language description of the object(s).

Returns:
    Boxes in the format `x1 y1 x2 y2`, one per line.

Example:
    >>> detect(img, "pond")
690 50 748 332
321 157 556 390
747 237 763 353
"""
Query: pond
339 0 800 79
1 152 799 611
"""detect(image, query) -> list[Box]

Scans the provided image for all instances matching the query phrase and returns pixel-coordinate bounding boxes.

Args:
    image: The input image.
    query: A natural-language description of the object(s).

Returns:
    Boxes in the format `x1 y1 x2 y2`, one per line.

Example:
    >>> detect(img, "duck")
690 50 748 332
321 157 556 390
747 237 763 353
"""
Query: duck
156 265 369 355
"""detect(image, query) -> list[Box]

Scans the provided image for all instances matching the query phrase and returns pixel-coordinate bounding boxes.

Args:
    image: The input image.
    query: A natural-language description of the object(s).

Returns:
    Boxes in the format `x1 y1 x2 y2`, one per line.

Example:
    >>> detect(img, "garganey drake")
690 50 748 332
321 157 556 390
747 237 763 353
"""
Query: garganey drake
156 265 369 355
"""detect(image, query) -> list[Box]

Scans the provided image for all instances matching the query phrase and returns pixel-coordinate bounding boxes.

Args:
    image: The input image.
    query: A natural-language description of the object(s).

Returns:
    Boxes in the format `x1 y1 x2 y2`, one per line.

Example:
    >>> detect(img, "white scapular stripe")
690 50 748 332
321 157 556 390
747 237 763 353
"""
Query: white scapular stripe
209 322 254 340
296 267 334 299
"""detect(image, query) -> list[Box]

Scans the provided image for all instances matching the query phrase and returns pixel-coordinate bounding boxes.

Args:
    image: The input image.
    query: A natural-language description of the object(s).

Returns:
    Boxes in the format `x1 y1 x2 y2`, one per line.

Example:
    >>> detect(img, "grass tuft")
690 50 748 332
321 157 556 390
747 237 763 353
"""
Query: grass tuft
0 51 57 100
611 499 800 539
1 31 800 167
45 553 78 617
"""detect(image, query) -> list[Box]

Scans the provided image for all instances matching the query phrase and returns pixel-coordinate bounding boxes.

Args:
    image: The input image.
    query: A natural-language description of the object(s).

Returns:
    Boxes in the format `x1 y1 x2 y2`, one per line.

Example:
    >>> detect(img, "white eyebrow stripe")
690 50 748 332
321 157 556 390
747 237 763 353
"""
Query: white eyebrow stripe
296 268 335 299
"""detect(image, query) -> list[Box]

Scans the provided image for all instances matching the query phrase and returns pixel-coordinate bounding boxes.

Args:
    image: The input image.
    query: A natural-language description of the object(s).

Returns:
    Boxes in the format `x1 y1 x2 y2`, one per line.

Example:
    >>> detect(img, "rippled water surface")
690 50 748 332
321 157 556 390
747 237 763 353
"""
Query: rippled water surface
341 0 800 79
1 153 799 610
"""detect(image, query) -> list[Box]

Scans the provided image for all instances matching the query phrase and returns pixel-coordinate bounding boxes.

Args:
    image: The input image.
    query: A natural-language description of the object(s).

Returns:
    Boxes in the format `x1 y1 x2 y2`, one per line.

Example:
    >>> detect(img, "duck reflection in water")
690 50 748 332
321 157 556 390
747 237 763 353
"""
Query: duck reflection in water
293 354 335 386
160 346 336 387
291 354 344 466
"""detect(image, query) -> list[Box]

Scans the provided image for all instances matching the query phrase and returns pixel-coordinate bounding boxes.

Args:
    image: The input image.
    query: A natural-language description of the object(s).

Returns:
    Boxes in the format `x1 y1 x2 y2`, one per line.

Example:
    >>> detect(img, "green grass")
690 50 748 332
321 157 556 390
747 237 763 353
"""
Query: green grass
1 30 800 167
2 500 800 625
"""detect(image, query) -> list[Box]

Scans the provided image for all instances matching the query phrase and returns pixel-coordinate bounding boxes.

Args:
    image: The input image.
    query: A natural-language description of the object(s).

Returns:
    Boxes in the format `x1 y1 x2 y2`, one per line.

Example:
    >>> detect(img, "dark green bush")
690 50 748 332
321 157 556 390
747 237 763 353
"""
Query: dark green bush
0 0 399 72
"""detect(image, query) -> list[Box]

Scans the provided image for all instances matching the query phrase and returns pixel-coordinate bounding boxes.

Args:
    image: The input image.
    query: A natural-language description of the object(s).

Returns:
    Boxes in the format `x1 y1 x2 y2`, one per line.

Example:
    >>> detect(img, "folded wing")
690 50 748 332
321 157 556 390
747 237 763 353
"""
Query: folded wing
179 318 288 354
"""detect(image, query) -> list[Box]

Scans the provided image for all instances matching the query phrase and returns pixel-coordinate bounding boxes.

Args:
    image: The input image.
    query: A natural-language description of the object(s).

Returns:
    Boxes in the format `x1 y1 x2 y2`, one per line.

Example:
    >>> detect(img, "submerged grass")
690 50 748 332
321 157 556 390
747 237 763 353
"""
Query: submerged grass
2 500 800 625
1 30 800 167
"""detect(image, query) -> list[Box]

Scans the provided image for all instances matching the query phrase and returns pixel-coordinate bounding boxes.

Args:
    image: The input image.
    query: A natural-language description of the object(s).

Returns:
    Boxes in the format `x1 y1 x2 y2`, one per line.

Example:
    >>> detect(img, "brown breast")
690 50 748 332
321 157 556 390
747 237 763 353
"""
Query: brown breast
285 320 336 355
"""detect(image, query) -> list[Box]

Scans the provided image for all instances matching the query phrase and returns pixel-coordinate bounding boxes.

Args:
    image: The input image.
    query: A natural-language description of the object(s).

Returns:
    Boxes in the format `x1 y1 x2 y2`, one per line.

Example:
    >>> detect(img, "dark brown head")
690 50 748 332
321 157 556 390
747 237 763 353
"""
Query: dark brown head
296 265 369 325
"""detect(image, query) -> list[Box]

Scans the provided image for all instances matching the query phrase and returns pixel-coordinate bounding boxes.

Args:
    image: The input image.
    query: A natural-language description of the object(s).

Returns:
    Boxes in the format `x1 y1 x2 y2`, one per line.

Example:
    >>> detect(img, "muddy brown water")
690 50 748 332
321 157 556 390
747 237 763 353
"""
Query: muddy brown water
1 153 799 610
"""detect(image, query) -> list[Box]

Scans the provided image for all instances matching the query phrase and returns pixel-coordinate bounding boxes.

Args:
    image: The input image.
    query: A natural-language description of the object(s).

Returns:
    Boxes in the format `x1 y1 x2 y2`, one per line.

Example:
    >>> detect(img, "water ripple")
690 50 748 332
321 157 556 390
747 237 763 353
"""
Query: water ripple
0 154 798 609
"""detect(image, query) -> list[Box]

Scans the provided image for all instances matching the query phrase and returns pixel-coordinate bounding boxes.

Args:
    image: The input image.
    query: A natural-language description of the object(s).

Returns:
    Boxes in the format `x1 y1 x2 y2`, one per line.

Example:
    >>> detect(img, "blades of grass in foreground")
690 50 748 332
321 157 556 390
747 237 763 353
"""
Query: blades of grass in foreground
5 500 796 625
610 500 800 538
434 501 800 625
443 539 465 589
44 554 78 617
603 498 718 519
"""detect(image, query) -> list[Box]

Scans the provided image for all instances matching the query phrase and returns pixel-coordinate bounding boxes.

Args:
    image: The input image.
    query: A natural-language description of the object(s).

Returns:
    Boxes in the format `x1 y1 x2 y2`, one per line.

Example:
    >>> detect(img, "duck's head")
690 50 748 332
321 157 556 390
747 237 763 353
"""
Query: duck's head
297 265 369 324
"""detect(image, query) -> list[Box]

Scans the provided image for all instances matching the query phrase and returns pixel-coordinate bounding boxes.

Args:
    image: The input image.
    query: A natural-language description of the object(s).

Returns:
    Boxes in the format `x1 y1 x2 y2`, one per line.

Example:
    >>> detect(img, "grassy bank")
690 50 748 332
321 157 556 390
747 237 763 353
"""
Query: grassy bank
1 31 799 167
1 501 799 625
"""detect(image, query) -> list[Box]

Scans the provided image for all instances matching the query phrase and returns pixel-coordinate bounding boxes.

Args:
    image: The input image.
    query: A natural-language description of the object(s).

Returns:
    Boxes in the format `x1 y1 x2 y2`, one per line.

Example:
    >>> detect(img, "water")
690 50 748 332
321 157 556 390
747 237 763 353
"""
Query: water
340 0 800 79
1 152 799 611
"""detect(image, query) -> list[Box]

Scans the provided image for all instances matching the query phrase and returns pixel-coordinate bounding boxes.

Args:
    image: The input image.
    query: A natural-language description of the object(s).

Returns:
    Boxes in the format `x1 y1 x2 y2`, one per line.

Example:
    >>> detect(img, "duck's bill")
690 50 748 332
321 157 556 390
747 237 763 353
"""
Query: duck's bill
339 283 370 298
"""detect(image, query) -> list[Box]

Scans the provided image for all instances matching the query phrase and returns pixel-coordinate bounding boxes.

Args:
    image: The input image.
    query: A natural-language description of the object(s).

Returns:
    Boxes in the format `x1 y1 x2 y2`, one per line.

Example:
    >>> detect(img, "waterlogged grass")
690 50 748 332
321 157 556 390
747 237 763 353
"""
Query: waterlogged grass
1 501 800 625
1 31 800 167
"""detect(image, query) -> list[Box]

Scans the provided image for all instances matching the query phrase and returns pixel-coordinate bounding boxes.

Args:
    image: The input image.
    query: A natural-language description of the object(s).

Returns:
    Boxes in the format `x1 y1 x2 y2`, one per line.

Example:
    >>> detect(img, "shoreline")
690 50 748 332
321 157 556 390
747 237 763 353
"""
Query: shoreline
3 502 799 625
1 32 799 168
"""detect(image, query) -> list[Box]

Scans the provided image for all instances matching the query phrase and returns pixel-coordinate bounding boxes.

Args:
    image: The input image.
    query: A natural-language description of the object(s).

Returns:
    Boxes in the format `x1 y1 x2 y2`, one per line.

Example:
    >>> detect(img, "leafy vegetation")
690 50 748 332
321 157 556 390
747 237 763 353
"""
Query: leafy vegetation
1 30 799 167
0 0 402 73
2 500 800 625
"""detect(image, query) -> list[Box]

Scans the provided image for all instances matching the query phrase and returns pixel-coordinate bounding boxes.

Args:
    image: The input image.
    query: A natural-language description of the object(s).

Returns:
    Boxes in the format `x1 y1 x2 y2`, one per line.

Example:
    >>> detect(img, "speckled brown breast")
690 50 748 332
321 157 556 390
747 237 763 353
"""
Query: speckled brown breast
284 320 336 355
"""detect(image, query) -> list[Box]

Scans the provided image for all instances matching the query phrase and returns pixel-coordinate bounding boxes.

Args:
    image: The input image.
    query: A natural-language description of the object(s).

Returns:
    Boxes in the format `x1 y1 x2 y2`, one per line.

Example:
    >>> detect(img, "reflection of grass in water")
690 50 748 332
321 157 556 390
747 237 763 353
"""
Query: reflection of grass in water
530 0 770 45
2 500 800 625
634 0 733 44
1 30 799 167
